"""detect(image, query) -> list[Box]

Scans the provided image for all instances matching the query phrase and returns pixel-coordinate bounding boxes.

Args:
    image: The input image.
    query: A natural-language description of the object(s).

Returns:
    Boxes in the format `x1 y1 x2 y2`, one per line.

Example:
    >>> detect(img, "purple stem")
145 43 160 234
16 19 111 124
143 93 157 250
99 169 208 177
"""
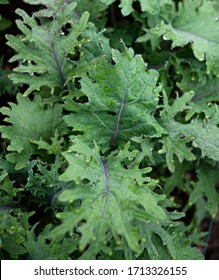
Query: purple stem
51 44 66 84
100 159 109 219
73 9 81 19
48 33 66 84
48 2 80 85
191 86 219 102
102 159 109 198
0 74 8 81
148 64 163 70
0 205 15 211
110 78 129 149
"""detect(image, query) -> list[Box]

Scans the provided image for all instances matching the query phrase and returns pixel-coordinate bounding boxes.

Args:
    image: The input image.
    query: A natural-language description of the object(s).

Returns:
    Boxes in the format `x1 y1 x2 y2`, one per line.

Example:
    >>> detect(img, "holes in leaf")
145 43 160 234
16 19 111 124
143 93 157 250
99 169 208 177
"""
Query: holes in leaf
81 179 90 185
107 110 116 116
174 111 190 124
45 238 51 245
197 112 206 120
216 183 219 194
132 1 141 12
35 17 41 26
25 60 37 66
74 77 82 89
69 50 80 61
111 59 116 66
71 130 84 136
73 95 88 104
60 23 71 36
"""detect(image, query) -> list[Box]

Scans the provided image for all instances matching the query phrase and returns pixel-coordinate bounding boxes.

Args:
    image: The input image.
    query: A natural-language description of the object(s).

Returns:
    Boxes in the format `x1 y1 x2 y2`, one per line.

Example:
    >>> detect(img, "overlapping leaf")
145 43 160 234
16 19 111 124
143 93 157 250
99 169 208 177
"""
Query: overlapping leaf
64 48 165 150
50 140 166 258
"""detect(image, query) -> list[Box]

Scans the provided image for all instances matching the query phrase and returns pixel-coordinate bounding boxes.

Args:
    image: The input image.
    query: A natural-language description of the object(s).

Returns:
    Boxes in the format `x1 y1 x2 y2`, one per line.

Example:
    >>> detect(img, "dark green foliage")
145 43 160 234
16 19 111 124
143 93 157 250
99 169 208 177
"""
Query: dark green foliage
0 0 219 260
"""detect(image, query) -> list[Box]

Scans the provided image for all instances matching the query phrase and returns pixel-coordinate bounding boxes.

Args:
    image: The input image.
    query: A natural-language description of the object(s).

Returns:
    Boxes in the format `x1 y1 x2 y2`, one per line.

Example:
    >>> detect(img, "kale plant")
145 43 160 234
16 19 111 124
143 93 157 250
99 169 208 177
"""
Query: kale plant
0 0 219 260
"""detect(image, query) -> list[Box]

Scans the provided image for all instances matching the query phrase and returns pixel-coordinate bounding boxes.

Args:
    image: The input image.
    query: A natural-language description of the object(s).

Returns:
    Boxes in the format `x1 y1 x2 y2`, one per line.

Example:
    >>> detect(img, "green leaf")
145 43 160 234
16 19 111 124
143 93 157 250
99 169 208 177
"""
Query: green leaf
23 0 79 19
24 0 108 28
75 0 108 28
6 3 90 96
0 0 213 261
80 25 111 62
0 176 18 206
25 224 77 260
50 140 166 258
24 159 70 209
131 135 155 165
140 0 219 76
159 92 219 172
0 58 17 95
139 222 176 259
168 56 219 104
0 0 9 4
0 94 63 169
0 209 33 259
0 15 11 31
138 0 173 16
189 163 219 217
64 48 165 150
101 0 172 16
